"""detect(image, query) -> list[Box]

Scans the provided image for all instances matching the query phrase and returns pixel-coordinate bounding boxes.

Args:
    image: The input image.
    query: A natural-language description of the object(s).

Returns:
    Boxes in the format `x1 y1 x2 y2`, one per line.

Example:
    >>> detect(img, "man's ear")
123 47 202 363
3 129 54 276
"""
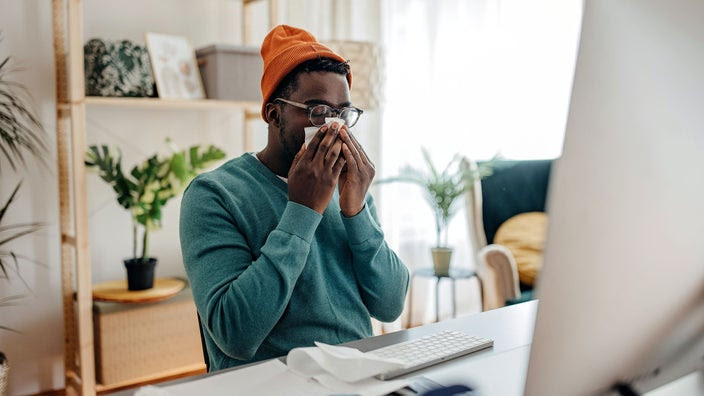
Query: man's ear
265 103 280 127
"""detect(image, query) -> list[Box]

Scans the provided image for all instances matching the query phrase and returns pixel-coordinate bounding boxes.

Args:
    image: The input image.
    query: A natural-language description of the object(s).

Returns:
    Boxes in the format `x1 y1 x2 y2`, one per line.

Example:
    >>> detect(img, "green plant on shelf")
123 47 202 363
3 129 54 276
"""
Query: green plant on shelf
85 139 226 264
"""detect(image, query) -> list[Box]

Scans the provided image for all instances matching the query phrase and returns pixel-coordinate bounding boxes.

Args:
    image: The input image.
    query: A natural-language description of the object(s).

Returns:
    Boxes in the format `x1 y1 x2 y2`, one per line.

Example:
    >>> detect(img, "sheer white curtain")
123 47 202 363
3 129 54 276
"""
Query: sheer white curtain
378 0 582 327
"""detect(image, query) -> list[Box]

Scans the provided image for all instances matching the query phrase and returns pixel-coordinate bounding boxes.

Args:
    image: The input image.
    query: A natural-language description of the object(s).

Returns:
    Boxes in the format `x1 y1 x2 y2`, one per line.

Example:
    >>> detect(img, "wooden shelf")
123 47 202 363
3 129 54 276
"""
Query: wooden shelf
85 96 260 112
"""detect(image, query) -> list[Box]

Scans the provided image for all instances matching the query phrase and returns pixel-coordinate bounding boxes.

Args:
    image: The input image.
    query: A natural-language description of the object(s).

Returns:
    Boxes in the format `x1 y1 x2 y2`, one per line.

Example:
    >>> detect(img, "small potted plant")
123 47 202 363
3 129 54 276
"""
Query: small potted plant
378 148 493 276
85 140 225 290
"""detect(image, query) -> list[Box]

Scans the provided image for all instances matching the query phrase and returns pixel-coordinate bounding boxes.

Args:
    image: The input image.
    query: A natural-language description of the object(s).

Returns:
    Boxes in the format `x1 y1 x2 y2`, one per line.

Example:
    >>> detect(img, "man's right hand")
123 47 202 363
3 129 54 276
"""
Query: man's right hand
287 123 346 214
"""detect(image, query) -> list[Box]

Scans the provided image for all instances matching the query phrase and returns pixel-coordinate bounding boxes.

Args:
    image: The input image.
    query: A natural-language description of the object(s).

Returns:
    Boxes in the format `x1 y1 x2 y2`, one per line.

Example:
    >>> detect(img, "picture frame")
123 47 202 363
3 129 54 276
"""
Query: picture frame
145 32 205 100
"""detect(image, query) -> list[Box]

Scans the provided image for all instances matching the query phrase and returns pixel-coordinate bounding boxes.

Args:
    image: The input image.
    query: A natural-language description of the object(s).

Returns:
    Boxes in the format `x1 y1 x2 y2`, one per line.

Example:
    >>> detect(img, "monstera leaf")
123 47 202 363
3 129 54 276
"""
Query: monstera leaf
85 145 135 209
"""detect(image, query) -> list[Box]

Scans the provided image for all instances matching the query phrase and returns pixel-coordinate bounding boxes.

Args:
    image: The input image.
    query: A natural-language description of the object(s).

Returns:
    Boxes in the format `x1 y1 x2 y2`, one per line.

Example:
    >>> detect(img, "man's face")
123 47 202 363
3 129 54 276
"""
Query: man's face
277 71 351 168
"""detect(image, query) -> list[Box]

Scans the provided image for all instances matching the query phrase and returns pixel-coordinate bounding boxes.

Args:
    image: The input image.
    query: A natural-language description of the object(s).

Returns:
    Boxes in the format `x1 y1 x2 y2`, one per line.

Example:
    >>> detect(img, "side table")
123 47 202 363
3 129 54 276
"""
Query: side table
92 277 186 303
406 267 478 328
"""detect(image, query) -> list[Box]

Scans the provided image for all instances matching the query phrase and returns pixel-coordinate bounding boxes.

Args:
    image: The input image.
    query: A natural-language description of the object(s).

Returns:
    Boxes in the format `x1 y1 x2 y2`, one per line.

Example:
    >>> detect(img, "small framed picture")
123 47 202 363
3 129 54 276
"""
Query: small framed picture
145 32 205 100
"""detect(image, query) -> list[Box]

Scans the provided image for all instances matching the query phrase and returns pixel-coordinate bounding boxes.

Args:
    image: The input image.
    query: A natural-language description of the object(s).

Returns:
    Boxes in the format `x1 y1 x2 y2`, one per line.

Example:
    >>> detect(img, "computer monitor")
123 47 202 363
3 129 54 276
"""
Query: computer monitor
525 0 704 395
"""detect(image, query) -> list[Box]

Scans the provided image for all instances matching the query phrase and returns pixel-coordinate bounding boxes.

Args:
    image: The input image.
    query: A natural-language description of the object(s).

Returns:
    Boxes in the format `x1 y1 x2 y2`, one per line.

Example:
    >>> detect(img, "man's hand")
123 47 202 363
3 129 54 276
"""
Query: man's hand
288 124 346 214
338 127 375 217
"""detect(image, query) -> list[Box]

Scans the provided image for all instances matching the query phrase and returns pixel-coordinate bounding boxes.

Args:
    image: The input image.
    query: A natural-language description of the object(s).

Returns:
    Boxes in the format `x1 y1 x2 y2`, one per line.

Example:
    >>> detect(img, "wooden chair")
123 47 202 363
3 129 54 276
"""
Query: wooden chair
197 314 210 372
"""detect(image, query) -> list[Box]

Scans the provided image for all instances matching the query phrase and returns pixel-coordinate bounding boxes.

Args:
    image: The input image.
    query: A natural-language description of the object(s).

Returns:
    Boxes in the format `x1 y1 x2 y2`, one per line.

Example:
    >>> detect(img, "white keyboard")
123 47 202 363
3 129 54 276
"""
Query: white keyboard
368 330 493 380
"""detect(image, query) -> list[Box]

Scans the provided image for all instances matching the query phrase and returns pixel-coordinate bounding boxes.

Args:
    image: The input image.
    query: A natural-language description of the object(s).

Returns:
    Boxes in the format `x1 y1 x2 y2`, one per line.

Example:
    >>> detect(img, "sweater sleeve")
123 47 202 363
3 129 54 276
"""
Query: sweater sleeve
180 176 321 361
341 195 410 322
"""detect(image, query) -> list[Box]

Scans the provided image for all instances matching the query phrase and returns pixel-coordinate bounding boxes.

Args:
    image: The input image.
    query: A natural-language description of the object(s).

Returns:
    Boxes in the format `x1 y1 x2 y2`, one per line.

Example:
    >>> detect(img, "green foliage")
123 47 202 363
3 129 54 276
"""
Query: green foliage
0 295 24 333
0 54 49 172
378 148 494 247
0 48 49 333
86 140 225 262
0 182 47 291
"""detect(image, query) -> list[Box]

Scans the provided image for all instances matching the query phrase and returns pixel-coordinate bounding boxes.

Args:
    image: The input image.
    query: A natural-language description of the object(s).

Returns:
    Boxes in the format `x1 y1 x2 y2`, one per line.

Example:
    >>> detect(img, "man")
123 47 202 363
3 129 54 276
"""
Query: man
180 25 409 371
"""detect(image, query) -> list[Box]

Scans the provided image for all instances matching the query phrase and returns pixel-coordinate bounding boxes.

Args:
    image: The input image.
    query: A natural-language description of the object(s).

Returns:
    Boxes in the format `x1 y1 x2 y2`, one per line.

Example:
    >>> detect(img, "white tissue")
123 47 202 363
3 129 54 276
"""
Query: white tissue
303 117 346 146
325 117 345 126
303 126 319 146
287 341 405 383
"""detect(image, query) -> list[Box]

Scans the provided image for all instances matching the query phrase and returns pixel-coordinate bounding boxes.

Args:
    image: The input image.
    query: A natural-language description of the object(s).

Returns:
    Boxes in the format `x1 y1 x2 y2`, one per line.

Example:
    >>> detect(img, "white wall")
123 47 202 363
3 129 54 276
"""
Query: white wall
1 1 64 393
0 0 382 394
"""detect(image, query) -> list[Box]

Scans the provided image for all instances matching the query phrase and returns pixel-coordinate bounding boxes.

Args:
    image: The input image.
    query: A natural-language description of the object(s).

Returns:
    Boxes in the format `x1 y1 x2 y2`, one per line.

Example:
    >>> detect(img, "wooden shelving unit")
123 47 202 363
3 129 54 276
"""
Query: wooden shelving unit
51 1 268 394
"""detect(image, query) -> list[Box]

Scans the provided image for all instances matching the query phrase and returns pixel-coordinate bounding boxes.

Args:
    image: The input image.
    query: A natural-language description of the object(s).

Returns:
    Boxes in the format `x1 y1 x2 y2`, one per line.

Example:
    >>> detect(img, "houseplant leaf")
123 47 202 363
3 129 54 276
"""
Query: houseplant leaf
0 54 49 173
377 149 496 247
0 182 47 287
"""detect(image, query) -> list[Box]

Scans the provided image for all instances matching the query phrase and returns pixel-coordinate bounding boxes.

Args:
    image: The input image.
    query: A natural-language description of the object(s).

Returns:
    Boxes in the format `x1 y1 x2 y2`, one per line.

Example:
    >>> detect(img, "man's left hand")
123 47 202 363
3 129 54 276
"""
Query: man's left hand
338 127 375 217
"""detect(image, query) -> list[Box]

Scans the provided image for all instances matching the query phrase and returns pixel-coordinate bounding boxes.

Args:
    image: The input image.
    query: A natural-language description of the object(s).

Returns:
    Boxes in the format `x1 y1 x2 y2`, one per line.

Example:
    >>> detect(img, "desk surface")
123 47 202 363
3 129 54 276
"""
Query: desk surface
110 301 538 395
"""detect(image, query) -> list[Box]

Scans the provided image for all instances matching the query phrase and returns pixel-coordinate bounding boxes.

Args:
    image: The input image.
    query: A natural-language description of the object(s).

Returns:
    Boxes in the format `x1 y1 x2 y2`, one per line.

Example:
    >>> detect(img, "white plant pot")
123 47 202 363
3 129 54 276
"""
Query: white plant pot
431 247 453 276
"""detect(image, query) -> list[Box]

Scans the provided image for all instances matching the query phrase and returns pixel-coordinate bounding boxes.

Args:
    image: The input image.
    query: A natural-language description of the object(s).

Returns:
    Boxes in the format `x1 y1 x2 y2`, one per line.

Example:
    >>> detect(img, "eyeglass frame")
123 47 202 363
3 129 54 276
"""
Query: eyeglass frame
272 98 364 128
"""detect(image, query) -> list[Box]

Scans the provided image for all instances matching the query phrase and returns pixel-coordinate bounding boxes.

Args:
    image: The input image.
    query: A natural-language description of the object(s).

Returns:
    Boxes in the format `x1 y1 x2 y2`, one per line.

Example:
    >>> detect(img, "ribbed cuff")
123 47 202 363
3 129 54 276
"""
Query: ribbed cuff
277 201 323 243
341 205 378 245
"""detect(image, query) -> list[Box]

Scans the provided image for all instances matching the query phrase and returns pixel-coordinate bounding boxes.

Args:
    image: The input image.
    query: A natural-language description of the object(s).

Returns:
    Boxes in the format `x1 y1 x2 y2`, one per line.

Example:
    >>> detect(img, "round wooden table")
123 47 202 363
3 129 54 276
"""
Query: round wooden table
92 277 186 303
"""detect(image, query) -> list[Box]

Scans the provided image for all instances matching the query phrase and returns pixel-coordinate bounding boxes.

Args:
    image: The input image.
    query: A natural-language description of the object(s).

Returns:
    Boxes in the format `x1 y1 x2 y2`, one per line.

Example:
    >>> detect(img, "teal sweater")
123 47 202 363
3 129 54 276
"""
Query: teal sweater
179 153 409 371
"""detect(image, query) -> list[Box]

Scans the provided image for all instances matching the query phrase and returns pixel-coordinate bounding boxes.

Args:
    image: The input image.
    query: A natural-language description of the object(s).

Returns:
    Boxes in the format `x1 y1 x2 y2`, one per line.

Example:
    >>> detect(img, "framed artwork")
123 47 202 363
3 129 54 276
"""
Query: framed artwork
145 32 205 100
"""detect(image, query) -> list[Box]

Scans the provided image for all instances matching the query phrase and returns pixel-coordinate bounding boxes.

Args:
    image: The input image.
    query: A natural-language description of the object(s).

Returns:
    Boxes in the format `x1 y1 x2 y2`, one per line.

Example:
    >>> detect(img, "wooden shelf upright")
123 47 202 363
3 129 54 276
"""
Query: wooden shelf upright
52 1 94 394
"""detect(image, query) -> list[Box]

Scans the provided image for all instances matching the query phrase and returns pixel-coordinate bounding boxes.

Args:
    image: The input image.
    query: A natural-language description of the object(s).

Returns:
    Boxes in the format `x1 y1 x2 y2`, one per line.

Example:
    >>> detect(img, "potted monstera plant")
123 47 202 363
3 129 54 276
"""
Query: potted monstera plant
379 148 494 276
85 140 225 290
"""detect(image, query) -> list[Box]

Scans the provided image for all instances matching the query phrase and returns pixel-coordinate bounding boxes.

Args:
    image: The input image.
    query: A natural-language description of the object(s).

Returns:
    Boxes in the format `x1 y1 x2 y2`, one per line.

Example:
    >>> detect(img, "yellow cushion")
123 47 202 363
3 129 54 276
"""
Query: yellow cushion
494 212 547 286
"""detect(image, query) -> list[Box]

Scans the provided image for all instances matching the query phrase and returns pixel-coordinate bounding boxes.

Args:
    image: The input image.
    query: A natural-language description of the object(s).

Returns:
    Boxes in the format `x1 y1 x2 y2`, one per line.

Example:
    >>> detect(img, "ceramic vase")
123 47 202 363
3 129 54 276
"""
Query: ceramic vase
431 247 453 276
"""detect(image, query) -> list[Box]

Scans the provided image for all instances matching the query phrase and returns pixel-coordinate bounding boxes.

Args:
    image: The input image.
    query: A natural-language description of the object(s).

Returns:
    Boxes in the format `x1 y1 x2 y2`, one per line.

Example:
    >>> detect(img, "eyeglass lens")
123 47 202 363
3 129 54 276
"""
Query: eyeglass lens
310 105 360 127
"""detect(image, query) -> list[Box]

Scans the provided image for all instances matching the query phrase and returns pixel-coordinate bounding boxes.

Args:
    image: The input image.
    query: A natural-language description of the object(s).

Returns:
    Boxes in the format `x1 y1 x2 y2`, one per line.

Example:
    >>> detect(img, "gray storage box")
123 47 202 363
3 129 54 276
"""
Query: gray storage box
196 44 263 102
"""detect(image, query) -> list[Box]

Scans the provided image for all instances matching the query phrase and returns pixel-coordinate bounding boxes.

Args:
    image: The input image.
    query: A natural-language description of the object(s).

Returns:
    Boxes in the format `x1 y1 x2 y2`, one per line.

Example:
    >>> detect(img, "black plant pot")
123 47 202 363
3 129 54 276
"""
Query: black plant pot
123 258 157 291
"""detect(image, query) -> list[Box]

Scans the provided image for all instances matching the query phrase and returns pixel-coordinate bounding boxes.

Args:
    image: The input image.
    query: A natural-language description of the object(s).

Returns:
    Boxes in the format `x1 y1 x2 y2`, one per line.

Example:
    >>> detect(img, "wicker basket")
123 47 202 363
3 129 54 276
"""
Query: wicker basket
0 352 8 396
93 287 203 386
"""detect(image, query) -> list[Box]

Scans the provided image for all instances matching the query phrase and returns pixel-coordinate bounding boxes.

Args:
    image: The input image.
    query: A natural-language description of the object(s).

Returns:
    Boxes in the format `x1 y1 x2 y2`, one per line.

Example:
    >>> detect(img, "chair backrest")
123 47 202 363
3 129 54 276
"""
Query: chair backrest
478 159 553 244
197 314 210 372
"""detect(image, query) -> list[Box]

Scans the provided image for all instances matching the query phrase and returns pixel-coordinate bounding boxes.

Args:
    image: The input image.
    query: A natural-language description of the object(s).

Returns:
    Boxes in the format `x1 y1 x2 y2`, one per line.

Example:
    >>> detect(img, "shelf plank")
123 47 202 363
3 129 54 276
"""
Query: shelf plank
94 363 206 394
92 278 186 304
85 96 260 112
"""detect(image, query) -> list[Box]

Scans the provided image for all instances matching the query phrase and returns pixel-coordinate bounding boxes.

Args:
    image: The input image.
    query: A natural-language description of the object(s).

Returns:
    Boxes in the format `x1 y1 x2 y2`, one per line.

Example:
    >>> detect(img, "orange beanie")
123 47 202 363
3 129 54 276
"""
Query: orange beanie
260 25 352 121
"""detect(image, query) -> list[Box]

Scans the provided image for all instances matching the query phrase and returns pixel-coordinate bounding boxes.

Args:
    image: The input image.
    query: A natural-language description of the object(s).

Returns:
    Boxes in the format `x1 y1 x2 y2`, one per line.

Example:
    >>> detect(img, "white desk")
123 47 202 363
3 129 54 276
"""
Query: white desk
109 300 703 395
110 301 537 395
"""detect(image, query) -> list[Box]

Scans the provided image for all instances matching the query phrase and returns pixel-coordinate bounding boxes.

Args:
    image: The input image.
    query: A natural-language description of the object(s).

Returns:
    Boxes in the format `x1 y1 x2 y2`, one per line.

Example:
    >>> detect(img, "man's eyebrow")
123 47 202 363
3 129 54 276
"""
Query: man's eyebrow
304 99 352 108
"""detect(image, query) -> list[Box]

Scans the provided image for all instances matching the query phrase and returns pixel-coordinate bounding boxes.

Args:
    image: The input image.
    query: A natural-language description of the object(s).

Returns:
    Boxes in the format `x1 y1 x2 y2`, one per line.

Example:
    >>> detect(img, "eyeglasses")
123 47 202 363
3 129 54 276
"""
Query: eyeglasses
273 98 363 128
